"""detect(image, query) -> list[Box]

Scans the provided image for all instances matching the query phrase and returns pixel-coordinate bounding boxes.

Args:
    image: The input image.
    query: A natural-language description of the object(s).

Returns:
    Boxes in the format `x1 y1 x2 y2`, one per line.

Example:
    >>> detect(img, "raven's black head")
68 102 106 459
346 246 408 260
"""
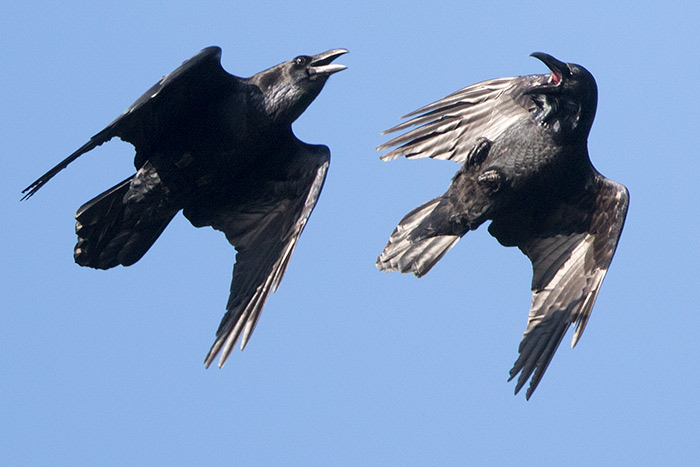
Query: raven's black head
528 52 598 141
253 49 347 124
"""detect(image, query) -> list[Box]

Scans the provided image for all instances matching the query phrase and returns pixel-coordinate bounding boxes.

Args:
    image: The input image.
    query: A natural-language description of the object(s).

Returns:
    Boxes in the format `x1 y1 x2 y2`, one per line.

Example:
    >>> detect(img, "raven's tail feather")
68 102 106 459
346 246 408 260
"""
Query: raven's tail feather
74 176 178 269
376 197 460 277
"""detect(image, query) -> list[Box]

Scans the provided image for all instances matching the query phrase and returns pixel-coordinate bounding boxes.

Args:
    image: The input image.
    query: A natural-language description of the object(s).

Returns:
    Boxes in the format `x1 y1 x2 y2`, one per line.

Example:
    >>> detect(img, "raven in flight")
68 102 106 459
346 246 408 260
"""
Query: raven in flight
377 53 629 399
22 46 347 368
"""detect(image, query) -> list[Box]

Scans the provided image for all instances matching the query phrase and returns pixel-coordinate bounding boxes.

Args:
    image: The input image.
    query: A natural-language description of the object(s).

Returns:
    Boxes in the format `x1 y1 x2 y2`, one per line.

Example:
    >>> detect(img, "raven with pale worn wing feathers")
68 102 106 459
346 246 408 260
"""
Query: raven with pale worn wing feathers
377 53 629 399
22 46 347 368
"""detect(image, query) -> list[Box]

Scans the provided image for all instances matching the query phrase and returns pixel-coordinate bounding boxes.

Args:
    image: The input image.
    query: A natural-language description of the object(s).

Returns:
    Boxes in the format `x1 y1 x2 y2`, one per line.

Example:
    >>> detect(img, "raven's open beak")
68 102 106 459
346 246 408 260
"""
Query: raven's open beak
308 49 348 78
530 52 569 86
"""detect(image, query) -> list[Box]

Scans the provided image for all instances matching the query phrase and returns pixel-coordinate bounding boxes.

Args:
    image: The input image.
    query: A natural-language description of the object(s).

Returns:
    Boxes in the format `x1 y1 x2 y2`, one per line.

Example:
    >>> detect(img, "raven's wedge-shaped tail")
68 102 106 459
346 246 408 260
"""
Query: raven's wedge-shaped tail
376 197 460 278
74 168 179 270
377 138 496 278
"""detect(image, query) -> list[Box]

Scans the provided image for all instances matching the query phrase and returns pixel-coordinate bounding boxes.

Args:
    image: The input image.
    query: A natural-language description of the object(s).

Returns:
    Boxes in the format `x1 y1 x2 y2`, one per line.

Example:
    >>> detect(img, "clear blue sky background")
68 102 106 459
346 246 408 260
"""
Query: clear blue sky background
3 1 699 465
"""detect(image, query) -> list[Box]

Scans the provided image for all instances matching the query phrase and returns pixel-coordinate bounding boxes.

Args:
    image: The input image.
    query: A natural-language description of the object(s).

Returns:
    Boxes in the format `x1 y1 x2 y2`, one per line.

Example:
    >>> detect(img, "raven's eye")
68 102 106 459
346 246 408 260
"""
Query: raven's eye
293 56 307 66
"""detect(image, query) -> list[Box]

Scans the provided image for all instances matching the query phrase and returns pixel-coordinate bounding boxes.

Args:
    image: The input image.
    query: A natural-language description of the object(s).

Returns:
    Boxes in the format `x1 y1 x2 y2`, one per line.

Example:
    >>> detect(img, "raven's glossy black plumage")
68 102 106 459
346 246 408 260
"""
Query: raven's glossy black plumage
377 53 629 399
23 46 347 368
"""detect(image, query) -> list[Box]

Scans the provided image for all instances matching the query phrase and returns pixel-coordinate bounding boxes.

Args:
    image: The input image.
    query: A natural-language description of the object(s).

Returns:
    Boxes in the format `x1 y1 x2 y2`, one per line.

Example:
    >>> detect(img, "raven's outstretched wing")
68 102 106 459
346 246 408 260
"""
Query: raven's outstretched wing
377 75 546 163
22 47 238 199
503 176 629 399
203 144 330 368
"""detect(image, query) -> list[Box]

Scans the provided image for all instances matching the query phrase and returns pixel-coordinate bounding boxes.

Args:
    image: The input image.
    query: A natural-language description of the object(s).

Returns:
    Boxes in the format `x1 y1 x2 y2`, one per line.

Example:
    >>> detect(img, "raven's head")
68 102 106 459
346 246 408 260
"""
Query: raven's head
527 52 598 142
253 49 347 124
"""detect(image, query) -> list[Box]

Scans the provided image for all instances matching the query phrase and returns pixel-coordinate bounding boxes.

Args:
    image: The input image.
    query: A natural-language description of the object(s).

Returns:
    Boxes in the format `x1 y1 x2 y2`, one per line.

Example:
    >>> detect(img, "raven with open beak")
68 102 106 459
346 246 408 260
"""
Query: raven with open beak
23 46 348 369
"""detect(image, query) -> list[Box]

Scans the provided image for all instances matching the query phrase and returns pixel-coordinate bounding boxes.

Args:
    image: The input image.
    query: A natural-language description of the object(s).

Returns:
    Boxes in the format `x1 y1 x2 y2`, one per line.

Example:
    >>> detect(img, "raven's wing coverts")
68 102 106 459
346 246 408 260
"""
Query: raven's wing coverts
502 176 629 399
22 47 237 199
204 144 330 368
377 75 546 163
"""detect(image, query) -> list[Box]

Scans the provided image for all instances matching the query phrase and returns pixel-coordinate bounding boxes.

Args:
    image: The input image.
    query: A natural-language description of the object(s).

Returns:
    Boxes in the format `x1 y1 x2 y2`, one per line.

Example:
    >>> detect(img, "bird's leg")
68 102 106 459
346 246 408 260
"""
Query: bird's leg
466 137 492 167
477 168 506 194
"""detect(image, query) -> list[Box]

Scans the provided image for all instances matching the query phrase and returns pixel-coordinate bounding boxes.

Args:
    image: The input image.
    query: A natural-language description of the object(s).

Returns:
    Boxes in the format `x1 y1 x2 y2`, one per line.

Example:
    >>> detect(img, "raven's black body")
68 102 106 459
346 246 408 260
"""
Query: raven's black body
377 53 628 399
23 46 347 368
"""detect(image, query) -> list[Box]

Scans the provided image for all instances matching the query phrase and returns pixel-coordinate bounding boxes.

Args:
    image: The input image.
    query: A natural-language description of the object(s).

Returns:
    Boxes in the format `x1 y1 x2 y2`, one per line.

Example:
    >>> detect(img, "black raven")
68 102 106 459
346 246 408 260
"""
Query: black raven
377 53 629 399
22 46 347 368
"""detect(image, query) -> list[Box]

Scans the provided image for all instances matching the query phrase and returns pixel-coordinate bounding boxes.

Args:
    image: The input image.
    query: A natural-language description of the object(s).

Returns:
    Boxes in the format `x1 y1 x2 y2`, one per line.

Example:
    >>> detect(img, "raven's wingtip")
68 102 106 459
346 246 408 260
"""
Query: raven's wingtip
378 152 399 162
203 350 216 369
20 184 39 201
524 386 536 400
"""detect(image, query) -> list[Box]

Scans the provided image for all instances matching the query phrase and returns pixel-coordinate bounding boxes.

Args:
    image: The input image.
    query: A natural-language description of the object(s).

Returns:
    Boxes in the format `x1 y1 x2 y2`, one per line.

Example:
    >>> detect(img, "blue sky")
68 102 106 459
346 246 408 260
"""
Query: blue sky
3 1 699 465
